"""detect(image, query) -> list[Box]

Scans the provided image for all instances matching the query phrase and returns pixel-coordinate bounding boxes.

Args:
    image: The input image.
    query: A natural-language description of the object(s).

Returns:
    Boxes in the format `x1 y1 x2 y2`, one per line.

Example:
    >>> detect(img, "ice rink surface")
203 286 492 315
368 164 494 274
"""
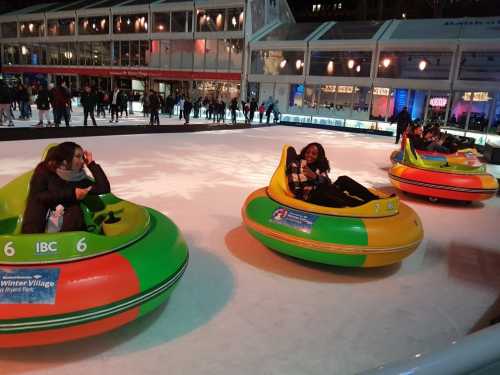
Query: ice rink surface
0 126 499 375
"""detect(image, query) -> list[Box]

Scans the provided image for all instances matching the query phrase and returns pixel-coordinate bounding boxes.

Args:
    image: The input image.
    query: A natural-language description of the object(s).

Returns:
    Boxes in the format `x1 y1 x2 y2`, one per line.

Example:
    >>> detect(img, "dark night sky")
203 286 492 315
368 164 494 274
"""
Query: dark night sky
1 0 499 20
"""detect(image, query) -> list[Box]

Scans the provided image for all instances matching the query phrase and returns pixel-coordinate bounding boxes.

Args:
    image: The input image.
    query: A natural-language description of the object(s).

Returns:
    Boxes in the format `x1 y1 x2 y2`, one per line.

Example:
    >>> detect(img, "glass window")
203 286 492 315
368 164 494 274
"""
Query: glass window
197 9 225 32
171 11 187 32
493 92 500 135
112 41 120 65
194 39 205 69
47 44 59 65
131 41 140 66
370 87 392 121
113 14 148 34
449 91 494 132
187 11 193 32
218 40 230 71
120 41 130 66
18 44 31 65
227 8 244 31
304 85 319 109
229 39 243 71
1 22 18 38
31 43 46 65
309 51 371 77
407 89 428 123
380 88 409 122
79 42 91 65
78 17 108 35
378 51 453 80
320 21 384 40
319 85 336 111
251 50 304 76
140 40 149 66
59 43 77 66
153 12 170 33
170 40 193 69
259 22 320 41
205 39 218 70
48 18 76 36
4 45 19 64
19 20 44 38
289 84 304 108
426 91 450 127
352 87 371 114
459 52 500 82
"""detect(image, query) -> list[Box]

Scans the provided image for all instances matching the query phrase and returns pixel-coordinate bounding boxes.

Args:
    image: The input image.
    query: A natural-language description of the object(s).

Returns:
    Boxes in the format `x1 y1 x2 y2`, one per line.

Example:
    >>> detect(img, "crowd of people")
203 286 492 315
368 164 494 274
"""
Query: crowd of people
1 78 282 128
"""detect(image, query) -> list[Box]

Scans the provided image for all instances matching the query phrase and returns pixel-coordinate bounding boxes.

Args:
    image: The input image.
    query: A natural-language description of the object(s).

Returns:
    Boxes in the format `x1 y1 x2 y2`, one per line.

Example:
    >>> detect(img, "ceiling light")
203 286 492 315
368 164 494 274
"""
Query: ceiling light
348 59 355 69
382 58 391 68
327 60 334 74
356 65 361 73
296 59 303 70
280 59 287 69
418 59 427 71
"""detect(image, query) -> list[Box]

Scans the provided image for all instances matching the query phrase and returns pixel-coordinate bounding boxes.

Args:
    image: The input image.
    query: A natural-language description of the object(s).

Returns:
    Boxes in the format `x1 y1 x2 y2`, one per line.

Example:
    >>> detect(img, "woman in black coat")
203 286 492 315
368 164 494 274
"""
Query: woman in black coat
22 142 111 234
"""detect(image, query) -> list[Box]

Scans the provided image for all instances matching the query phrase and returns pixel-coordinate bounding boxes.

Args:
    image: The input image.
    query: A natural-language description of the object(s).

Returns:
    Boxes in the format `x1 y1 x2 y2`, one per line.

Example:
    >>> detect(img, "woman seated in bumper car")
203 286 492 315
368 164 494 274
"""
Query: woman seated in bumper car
286 143 382 208
21 141 110 234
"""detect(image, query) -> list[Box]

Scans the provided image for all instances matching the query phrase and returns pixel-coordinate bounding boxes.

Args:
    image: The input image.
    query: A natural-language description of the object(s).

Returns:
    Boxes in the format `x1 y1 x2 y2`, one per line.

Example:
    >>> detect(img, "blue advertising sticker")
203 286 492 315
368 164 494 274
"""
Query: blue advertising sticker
0 268 60 305
270 207 318 234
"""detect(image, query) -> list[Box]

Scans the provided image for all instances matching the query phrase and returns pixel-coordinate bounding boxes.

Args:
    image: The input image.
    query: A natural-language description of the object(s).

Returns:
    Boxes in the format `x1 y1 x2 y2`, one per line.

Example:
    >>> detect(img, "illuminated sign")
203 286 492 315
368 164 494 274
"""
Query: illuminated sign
320 85 354 94
462 92 491 102
429 97 447 107
373 87 390 96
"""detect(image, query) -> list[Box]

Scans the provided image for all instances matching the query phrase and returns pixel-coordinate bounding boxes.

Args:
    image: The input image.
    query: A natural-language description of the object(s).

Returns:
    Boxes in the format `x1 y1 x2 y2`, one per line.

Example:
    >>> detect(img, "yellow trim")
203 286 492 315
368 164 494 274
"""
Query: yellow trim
267 145 399 218
242 188 423 257
242 209 421 256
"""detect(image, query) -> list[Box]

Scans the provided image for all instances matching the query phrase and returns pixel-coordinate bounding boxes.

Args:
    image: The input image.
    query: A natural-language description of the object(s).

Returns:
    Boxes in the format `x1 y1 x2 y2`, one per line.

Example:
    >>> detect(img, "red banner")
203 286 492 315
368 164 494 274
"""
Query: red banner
1 66 241 81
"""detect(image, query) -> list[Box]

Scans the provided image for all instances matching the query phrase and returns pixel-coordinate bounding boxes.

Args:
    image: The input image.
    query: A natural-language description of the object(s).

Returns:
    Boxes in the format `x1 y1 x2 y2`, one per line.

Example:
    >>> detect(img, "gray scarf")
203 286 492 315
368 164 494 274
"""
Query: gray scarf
56 167 88 182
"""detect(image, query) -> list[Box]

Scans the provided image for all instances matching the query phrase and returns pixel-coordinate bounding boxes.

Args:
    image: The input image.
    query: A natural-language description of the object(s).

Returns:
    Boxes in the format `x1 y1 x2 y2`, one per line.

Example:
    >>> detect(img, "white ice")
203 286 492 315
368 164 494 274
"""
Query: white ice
0 126 499 375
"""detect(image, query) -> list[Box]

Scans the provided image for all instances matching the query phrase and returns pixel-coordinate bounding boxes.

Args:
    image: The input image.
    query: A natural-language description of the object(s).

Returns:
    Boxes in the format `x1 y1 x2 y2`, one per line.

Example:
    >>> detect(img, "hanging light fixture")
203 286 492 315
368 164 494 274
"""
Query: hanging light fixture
356 65 361 73
295 59 303 70
231 16 237 27
327 60 334 74
280 59 287 69
347 59 355 69
418 59 427 71
382 58 391 68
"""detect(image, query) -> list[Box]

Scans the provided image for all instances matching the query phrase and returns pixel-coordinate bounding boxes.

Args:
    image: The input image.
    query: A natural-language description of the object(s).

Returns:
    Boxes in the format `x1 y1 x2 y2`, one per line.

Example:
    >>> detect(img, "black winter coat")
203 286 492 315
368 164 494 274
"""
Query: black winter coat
80 91 98 110
35 89 50 110
21 161 111 234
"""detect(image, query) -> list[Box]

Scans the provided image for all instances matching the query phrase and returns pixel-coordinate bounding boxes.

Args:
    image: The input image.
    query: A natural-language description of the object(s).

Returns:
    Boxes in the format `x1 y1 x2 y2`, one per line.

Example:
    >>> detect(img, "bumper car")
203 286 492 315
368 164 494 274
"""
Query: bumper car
390 136 483 168
0 146 189 347
241 145 423 268
389 140 498 202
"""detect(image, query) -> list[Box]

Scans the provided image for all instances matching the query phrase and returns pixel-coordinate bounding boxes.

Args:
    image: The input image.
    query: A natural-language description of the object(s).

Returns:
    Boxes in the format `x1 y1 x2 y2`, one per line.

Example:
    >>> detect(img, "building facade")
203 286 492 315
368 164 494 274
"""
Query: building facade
1 2 499 145
0 0 293 101
248 17 500 145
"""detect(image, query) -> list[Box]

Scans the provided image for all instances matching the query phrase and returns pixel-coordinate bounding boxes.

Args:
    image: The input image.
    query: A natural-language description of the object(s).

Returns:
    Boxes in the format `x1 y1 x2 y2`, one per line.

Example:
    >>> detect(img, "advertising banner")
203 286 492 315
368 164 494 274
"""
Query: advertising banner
0 268 60 304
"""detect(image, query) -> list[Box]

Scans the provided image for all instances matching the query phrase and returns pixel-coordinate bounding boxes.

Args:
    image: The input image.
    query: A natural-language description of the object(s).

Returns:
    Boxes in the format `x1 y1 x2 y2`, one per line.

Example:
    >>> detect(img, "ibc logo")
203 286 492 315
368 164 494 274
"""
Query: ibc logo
35 241 58 255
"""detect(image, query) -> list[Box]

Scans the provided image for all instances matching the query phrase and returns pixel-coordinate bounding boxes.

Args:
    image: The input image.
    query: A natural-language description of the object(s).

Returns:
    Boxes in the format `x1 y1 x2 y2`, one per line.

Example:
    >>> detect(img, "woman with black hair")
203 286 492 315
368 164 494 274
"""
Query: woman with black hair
286 143 380 208
22 142 110 234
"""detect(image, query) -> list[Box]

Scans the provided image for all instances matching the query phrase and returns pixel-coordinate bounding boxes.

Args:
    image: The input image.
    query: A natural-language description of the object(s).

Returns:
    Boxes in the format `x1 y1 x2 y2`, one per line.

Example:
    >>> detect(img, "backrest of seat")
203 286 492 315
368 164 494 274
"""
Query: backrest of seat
0 171 33 235
268 144 297 198
403 138 426 168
